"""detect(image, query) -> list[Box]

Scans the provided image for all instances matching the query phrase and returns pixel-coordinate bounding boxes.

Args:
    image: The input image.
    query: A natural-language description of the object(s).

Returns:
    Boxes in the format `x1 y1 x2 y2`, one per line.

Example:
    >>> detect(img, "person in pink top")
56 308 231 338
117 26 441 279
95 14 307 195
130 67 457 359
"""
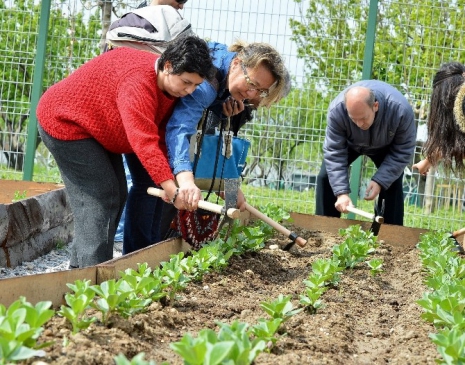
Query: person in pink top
36 36 214 268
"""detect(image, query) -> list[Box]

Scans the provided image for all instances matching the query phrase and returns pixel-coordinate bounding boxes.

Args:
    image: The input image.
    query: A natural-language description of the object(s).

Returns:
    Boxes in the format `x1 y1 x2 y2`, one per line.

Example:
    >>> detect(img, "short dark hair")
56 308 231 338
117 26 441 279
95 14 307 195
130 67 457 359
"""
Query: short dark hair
159 36 215 81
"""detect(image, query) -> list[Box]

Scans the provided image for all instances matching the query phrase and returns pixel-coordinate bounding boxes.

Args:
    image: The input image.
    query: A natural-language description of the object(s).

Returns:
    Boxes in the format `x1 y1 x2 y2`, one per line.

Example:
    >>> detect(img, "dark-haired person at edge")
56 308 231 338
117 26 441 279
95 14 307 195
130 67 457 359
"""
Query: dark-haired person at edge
413 62 465 178
122 40 289 254
36 36 215 268
315 80 416 226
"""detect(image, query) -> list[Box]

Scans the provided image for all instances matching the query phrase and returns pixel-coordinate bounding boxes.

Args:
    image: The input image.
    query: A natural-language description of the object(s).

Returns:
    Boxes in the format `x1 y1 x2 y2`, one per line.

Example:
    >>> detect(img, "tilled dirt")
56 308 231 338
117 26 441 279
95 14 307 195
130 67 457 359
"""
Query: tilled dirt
20 224 438 365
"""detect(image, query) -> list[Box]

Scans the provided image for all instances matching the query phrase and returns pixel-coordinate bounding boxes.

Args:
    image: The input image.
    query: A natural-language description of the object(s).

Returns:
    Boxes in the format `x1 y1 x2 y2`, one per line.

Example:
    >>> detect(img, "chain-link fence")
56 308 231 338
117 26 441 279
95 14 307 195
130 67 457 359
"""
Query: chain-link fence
1 0 465 231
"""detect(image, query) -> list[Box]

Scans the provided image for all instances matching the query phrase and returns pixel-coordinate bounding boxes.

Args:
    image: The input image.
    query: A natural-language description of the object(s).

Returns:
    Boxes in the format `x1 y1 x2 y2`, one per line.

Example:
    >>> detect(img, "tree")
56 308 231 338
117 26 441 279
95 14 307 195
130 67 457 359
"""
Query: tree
0 0 100 170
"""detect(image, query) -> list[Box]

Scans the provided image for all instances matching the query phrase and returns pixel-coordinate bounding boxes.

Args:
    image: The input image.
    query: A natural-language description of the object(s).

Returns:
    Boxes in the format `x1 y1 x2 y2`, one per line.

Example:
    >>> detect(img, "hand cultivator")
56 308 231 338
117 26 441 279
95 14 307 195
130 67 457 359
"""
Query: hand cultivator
345 199 385 236
449 227 465 254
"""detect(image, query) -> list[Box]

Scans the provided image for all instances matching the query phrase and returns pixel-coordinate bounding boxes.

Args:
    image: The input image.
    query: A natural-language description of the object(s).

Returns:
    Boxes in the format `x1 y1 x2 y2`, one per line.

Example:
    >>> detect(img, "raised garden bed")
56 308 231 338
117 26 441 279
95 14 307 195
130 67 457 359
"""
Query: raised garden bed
18 221 438 364
0 180 72 268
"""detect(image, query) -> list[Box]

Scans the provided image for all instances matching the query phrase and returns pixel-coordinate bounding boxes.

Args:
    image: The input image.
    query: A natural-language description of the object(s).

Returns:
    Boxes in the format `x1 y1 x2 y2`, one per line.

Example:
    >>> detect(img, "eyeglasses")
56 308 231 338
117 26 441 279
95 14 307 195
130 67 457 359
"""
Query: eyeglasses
240 63 270 98
176 0 188 4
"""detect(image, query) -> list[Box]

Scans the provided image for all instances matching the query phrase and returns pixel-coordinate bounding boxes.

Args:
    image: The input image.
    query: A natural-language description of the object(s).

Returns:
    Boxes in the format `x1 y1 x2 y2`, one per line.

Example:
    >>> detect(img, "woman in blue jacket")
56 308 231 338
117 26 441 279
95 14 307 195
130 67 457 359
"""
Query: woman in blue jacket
123 40 288 254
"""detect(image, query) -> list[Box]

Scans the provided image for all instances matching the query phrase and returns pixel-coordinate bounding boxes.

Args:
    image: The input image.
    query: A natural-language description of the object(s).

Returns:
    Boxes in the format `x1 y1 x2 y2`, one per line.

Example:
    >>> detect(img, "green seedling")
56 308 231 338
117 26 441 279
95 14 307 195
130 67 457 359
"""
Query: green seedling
12 190 27 202
112 279 152 318
311 258 343 287
333 225 379 269
299 286 326 314
170 329 235 365
249 318 283 350
58 279 97 334
0 297 55 363
430 327 465 365
260 294 303 323
90 279 132 323
160 255 191 303
215 321 267 365
366 258 384 276
119 264 166 301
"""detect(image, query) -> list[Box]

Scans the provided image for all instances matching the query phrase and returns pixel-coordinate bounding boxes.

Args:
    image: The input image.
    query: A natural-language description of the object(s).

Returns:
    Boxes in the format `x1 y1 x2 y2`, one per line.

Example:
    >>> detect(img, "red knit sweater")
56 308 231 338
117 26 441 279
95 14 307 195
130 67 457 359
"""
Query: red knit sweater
37 47 177 185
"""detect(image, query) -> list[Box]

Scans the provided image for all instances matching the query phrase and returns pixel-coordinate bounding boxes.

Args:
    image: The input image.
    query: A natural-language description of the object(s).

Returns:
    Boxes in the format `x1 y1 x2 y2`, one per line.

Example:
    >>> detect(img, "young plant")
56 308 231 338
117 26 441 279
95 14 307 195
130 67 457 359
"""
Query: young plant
299 286 326 314
12 190 27 202
0 297 55 363
59 280 97 334
119 263 166 301
311 258 343 287
366 258 384 276
90 279 131 323
430 327 465 365
170 329 235 365
248 318 283 350
260 294 302 323
160 253 191 303
215 320 267 365
333 225 379 269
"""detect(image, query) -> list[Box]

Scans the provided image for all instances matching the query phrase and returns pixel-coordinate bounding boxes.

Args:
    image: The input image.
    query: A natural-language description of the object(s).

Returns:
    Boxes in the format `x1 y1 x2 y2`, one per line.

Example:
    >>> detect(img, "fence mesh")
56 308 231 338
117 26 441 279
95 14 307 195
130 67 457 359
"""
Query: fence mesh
1 0 465 231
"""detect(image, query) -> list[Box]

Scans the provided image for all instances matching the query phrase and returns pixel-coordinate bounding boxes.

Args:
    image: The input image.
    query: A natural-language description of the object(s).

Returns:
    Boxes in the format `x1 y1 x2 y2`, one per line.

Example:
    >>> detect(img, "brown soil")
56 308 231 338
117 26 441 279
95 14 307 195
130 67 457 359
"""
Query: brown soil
22 224 438 365
0 180 64 204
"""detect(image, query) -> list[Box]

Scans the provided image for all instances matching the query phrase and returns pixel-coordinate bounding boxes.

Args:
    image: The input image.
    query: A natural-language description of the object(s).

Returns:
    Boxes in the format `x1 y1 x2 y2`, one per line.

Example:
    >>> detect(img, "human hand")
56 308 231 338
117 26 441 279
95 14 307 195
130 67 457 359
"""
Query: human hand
412 159 432 176
177 181 202 211
222 97 244 117
335 194 353 213
364 180 381 201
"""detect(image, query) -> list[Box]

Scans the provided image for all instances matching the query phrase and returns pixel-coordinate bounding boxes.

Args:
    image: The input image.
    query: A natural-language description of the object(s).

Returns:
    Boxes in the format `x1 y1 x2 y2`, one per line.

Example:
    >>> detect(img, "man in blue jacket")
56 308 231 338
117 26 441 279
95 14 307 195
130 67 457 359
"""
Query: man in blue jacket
315 80 416 225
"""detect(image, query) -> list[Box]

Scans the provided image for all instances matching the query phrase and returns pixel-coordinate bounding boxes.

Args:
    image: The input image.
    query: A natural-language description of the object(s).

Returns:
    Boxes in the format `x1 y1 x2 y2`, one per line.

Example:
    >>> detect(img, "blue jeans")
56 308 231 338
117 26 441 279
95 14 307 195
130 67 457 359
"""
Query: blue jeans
122 153 176 254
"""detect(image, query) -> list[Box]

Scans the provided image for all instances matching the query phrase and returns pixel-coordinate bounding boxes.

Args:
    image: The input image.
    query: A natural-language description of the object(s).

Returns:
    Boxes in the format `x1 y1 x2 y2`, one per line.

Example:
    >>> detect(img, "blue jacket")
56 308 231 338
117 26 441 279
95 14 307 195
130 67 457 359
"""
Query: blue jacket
323 80 416 195
166 41 236 175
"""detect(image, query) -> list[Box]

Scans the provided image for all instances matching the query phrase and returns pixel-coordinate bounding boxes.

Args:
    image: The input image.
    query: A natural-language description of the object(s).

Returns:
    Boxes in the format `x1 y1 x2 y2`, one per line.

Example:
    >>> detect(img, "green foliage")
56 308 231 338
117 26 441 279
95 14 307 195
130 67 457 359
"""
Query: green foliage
417 229 465 363
58 279 96 334
170 329 236 365
259 294 303 323
0 297 55 364
430 328 465 365
12 190 27 202
366 258 384 277
0 0 100 171
159 252 191 304
332 225 379 269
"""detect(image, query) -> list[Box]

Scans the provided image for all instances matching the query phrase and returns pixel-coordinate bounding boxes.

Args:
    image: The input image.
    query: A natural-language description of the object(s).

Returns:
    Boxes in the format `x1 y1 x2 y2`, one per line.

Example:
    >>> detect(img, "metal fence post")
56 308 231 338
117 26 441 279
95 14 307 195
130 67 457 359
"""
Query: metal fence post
23 0 52 181
348 0 379 218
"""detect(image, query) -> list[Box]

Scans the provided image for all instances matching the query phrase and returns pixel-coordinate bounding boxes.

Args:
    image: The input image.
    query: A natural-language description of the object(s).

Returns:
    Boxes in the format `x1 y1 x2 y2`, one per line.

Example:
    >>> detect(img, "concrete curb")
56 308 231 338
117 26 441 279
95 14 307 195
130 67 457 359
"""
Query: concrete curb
0 188 73 268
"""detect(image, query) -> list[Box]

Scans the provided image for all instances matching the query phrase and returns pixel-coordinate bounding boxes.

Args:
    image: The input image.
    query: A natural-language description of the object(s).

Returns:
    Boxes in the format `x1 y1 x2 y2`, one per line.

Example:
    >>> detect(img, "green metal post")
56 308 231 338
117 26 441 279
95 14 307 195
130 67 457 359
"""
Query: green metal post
348 0 378 218
23 0 51 181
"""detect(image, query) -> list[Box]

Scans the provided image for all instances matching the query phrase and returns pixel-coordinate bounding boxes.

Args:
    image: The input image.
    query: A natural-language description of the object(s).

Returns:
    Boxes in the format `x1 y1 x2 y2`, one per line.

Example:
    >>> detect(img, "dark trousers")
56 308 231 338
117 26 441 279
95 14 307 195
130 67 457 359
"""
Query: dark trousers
315 148 405 226
123 153 177 254
38 125 127 267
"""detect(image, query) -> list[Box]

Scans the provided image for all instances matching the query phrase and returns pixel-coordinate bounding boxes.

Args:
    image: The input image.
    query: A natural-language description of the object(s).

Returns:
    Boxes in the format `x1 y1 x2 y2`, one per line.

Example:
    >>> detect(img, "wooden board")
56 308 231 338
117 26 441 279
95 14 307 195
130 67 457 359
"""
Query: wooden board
290 212 428 249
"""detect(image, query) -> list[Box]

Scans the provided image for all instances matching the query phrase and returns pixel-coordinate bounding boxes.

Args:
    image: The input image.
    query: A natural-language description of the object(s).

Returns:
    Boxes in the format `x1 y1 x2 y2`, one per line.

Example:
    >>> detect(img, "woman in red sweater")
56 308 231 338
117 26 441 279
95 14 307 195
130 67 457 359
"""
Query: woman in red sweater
36 36 214 268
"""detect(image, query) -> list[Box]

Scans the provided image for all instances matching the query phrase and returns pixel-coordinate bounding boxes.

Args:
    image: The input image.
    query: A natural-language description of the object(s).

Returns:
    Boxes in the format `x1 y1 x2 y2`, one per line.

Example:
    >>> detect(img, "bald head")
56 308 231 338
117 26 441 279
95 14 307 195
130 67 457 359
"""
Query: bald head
344 86 378 130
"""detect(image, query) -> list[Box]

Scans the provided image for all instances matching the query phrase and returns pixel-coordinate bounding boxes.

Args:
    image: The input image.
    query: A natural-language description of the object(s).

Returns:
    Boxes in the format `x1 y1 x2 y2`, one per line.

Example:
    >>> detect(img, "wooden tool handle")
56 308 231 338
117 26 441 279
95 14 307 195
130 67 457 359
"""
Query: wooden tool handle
452 227 465 239
345 206 383 224
245 203 307 247
345 205 374 219
147 187 240 219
